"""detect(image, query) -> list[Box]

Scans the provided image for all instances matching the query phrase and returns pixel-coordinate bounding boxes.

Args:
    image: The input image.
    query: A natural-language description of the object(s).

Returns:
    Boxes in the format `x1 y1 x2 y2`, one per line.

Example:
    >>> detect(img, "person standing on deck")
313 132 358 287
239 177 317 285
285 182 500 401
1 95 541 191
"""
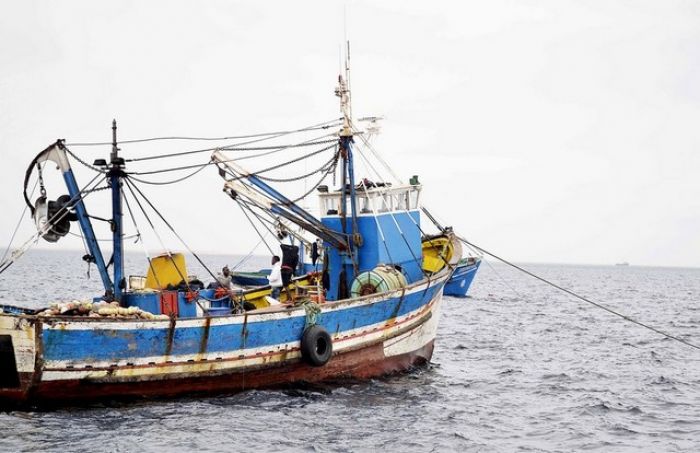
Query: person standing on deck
280 244 298 303
217 266 232 289
268 256 283 300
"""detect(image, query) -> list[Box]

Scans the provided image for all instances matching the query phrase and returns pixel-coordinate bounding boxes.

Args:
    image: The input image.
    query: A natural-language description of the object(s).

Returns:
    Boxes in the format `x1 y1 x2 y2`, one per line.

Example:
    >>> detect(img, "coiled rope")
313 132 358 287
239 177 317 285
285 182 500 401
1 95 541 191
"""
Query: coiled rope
301 300 321 327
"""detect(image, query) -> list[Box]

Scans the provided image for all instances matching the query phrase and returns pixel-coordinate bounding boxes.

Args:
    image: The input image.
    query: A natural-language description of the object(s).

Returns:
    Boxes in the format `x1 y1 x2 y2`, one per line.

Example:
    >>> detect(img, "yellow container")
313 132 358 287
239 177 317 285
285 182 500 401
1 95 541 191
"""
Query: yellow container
145 253 188 289
421 236 455 273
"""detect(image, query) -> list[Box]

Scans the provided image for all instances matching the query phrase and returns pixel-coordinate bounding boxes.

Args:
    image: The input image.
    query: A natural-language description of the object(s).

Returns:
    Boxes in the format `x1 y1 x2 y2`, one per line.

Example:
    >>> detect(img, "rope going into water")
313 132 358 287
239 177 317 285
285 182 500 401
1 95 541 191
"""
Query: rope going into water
457 236 700 352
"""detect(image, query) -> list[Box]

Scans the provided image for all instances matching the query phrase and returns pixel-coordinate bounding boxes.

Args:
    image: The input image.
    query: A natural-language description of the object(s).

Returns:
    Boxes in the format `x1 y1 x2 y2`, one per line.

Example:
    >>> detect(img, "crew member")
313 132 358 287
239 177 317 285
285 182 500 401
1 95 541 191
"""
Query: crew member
217 265 232 289
280 244 299 303
268 256 283 300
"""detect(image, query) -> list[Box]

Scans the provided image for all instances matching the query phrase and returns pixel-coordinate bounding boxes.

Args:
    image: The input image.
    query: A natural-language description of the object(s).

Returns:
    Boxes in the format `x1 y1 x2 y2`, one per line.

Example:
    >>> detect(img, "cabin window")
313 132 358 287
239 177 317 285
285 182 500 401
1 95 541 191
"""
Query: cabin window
324 197 339 215
381 194 392 212
322 185 421 216
409 189 420 209
396 191 409 211
359 195 371 214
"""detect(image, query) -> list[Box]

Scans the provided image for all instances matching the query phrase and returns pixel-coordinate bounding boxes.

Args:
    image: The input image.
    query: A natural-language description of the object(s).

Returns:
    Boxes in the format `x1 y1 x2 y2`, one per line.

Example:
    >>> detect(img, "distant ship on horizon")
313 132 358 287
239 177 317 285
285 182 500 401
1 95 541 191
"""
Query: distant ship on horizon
615 262 630 266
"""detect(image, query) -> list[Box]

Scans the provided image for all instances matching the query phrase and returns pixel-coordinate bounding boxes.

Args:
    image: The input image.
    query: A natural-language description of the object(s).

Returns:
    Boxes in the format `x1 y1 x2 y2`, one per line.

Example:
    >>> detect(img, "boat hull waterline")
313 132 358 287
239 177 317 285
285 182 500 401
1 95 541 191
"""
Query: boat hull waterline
0 270 449 407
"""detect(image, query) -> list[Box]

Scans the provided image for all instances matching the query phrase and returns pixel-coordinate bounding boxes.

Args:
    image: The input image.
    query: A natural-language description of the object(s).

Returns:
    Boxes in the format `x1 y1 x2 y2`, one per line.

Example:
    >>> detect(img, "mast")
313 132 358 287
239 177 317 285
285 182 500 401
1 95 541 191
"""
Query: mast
335 41 361 293
109 119 125 301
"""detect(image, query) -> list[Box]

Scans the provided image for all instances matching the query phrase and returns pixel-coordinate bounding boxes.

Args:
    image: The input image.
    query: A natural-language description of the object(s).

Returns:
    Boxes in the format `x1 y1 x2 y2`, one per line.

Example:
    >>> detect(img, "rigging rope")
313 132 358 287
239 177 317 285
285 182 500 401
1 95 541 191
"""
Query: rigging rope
224 143 337 182
124 177 220 284
65 147 108 173
126 136 337 165
66 230 140 243
230 235 269 272
235 199 280 232
1 178 38 264
123 179 200 302
457 237 700 352
284 150 340 204
481 257 527 300
235 201 276 256
222 147 339 208
64 118 343 147
228 137 337 163
353 144 429 276
358 179 394 264
350 120 403 184
254 148 338 183
122 187 165 291
127 162 210 186
125 137 336 177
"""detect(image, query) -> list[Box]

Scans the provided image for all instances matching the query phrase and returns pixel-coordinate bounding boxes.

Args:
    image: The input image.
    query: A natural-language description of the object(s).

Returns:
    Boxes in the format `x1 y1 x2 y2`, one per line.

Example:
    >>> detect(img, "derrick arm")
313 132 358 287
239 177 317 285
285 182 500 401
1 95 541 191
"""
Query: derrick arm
212 150 348 250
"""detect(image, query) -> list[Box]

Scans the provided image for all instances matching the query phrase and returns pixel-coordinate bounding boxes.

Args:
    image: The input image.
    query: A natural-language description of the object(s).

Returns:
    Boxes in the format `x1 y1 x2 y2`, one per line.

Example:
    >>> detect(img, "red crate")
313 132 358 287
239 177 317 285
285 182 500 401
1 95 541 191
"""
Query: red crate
160 291 179 317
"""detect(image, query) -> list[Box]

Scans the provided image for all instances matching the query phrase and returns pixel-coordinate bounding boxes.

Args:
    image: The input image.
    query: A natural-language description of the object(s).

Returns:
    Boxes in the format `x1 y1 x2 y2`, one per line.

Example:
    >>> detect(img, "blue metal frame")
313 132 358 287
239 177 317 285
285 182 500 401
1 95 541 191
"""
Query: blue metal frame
110 171 124 300
62 168 113 293
242 174 348 249
344 137 360 243
341 136 360 292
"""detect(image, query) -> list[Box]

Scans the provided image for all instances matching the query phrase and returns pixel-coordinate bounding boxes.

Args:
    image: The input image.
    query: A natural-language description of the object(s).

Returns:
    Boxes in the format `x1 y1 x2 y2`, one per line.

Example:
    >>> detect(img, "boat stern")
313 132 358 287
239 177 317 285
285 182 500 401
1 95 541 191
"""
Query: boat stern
0 312 38 405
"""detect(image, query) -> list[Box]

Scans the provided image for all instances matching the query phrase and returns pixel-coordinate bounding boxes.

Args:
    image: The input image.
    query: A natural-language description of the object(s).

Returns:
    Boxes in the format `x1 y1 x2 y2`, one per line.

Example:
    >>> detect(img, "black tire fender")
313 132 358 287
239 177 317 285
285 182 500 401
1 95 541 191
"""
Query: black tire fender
300 325 333 366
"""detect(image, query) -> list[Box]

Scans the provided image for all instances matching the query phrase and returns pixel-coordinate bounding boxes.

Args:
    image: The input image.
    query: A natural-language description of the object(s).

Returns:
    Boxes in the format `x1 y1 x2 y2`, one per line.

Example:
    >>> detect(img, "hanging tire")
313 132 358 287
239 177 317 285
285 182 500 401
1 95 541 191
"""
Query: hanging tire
300 325 333 366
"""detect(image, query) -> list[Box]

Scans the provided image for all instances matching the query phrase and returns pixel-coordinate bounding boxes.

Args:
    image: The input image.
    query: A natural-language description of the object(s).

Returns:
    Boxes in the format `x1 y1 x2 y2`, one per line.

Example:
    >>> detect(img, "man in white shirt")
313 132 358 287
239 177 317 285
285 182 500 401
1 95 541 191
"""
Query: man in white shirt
217 266 232 289
268 256 283 299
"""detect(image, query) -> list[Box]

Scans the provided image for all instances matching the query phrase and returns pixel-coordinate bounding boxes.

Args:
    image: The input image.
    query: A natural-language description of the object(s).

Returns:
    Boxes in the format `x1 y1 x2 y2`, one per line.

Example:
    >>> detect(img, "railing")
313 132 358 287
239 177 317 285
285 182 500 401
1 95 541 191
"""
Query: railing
319 184 421 216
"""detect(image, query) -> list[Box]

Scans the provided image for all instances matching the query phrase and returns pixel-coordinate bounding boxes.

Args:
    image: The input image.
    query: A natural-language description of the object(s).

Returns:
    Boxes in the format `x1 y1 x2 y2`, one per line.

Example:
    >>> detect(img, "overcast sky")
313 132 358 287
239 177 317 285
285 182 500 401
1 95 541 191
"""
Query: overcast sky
1 0 699 268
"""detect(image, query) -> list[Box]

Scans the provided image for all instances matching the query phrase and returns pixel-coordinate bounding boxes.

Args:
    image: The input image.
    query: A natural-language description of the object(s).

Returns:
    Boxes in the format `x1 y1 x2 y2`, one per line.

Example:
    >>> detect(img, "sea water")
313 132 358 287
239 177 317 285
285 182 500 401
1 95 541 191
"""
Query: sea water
1 250 699 452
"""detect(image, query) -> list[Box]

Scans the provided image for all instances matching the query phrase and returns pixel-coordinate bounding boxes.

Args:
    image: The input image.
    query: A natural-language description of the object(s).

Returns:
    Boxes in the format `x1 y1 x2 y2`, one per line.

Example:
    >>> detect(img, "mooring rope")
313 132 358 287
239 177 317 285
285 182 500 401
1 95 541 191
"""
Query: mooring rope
457 236 700 352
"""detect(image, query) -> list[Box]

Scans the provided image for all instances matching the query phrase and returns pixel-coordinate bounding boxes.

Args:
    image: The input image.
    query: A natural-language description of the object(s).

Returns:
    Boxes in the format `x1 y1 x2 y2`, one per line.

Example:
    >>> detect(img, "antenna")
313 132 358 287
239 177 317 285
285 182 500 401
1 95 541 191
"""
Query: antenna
335 40 353 137
345 41 351 91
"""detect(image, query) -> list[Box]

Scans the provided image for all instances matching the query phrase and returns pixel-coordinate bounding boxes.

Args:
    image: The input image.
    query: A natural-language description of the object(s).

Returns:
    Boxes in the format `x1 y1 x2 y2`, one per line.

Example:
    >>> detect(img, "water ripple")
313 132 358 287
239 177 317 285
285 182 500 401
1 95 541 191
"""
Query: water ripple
2 251 700 451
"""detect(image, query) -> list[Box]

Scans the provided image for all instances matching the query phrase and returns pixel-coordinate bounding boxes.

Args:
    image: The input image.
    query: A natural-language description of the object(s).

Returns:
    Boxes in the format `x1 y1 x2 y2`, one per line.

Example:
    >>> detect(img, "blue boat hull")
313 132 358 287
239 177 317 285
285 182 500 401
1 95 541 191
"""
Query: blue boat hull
443 259 481 297
0 269 449 407
230 270 271 287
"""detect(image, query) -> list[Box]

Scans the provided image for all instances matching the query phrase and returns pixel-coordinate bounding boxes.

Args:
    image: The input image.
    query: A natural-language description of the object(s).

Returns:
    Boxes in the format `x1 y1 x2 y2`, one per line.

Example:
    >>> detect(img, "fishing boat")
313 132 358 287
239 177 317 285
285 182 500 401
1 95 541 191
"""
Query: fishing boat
443 257 481 298
420 211 482 298
230 269 271 287
0 58 466 408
